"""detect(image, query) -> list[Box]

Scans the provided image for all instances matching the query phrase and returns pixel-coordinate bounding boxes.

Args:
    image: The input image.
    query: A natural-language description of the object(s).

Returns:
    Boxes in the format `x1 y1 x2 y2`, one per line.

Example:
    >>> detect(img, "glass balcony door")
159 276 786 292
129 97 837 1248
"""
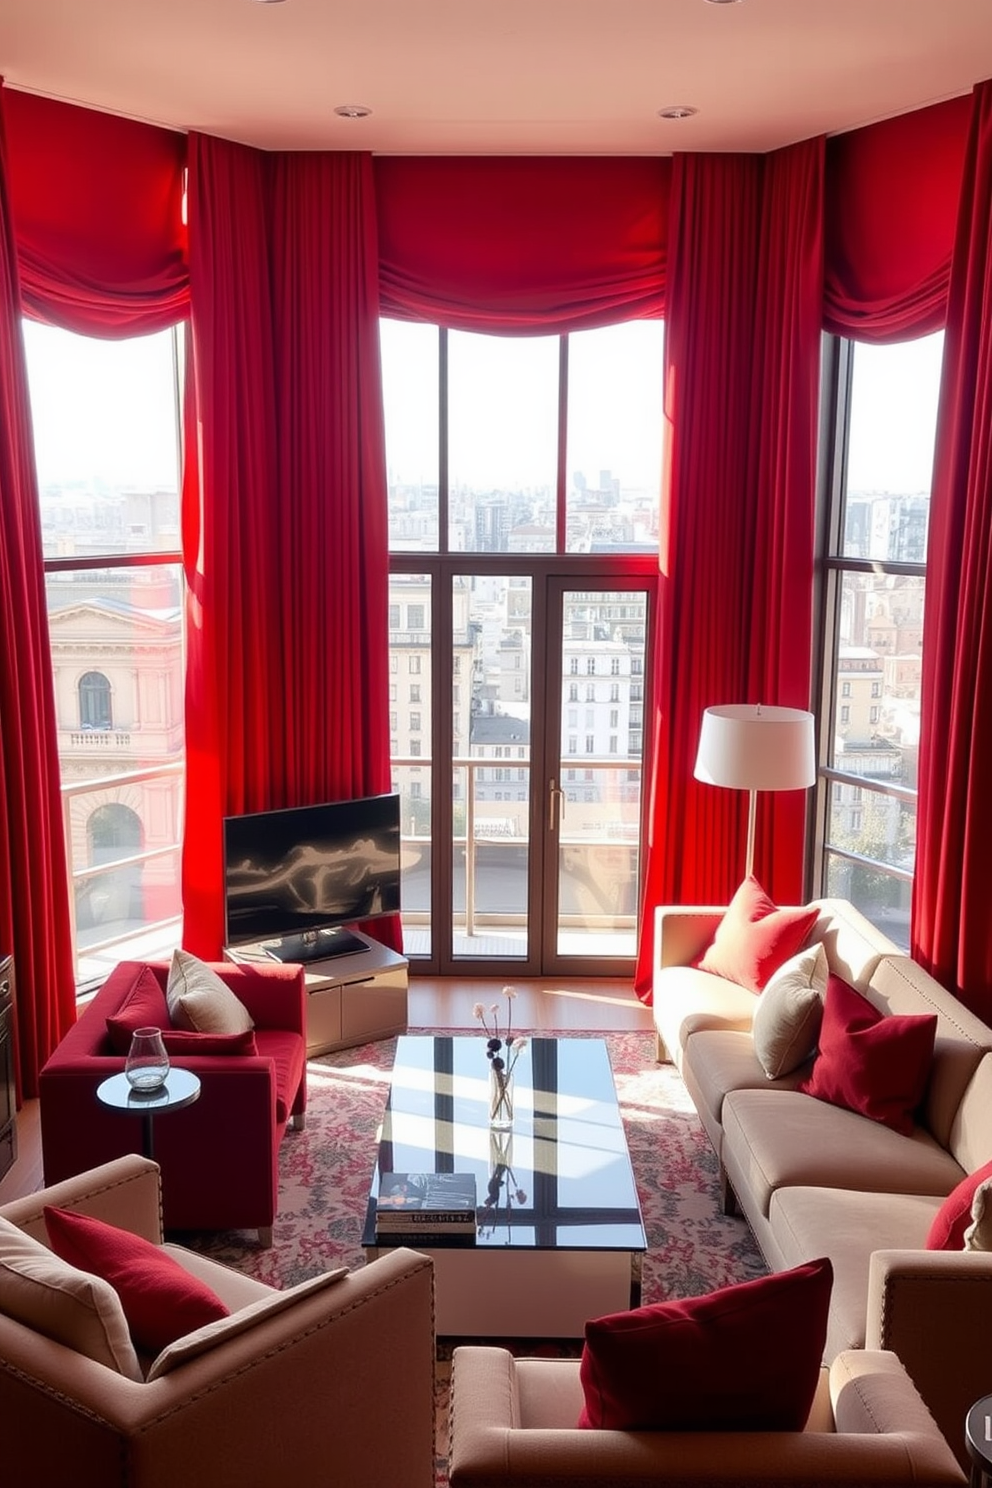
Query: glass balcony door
541 578 650 973
393 567 653 975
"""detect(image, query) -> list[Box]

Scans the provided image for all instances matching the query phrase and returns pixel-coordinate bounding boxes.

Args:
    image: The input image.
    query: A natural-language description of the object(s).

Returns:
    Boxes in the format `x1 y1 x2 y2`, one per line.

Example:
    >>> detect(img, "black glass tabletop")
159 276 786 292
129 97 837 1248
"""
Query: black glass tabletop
362 1035 646 1253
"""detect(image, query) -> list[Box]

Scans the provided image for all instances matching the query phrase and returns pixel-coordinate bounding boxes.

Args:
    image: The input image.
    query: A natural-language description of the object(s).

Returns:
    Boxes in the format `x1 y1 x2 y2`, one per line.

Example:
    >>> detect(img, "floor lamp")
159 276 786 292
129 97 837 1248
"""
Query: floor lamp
693 704 816 880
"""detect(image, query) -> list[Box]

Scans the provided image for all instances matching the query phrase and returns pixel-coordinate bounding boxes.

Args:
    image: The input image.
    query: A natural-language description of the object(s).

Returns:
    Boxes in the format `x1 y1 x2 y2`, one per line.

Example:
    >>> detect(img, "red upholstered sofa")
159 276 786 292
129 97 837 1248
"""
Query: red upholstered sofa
38 960 308 1244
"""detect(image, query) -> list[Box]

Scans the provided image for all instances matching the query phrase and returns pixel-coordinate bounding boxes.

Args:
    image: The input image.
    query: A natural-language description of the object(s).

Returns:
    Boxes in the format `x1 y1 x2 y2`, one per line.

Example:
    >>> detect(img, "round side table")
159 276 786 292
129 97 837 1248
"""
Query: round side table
96 1067 201 1162
966 1396 992 1488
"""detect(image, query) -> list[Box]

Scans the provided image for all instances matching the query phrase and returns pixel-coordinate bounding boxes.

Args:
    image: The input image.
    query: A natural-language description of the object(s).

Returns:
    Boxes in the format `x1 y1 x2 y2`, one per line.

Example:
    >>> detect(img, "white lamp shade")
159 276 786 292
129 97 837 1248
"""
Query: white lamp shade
694 704 815 793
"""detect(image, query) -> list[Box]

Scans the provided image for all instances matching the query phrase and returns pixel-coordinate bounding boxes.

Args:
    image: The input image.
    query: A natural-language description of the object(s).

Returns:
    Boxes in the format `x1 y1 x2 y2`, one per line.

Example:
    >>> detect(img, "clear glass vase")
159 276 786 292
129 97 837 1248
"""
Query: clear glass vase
125 1027 170 1092
489 1064 514 1129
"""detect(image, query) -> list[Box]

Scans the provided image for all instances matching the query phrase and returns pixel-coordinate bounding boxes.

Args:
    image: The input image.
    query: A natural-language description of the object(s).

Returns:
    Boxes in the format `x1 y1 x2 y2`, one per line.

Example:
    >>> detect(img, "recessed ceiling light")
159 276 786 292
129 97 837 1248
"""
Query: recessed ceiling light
334 104 373 120
657 106 699 120
704 1 743 6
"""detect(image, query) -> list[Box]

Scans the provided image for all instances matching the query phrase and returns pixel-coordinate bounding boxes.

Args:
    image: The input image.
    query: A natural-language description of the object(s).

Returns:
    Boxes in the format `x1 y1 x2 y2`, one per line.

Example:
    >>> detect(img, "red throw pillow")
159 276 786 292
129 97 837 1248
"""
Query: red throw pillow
43 1207 230 1354
160 1029 258 1056
796 974 937 1137
578 1257 832 1431
696 876 818 993
926 1157 992 1250
105 964 171 1054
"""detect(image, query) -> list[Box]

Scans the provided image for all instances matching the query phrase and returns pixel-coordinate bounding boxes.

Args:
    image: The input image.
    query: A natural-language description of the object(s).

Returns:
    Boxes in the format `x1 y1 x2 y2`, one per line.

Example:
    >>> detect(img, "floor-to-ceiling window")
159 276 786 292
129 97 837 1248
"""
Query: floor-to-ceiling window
814 330 944 947
22 321 186 988
381 317 663 975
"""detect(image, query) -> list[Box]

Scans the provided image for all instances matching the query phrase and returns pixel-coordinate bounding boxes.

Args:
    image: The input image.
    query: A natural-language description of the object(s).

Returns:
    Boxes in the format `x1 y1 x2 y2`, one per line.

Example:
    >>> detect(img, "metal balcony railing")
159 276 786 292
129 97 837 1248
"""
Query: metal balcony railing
394 752 642 939
61 761 184 986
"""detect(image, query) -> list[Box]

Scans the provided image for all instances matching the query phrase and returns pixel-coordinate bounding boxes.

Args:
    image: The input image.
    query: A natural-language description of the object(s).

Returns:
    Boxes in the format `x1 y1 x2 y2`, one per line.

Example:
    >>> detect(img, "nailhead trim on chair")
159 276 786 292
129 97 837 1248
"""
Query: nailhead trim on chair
132 1255 436 1431
4 1162 165 1241
832 1352 884 1435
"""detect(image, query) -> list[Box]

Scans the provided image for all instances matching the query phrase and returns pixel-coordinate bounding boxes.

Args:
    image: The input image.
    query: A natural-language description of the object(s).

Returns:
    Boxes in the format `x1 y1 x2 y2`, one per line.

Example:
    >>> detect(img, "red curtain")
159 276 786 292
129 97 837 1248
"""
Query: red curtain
634 140 824 1000
0 87 77 1095
183 139 395 957
823 95 970 342
2 88 188 333
375 156 669 332
183 134 281 957
271 152 392 797
270 151 398 950
912 81 992 1019
744 140 826 890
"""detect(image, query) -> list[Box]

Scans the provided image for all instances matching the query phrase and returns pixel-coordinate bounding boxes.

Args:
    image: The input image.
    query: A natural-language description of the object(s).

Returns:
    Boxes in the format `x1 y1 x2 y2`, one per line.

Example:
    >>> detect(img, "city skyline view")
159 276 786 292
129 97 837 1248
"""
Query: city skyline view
20 316 943 977
23 318 944 512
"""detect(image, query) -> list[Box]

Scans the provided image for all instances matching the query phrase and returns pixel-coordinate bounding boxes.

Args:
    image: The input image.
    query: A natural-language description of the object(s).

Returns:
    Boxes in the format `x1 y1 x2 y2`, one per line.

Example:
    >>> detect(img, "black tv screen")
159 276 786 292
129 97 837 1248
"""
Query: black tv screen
223 793 401 960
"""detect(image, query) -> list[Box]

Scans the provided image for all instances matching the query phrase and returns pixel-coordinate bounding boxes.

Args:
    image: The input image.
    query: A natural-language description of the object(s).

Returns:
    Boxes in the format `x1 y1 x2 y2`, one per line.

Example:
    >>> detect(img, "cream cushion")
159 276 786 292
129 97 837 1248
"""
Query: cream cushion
146 1265 349 1380
0 1216 142 1380
721 1088 964 1216
752 942 828 1080
167 949 255 1035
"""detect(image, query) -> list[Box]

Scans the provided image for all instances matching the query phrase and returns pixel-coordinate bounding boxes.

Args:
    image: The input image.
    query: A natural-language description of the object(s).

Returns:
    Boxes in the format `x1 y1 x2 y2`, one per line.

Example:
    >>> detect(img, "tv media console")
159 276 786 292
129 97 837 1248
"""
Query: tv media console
225 930 408 1057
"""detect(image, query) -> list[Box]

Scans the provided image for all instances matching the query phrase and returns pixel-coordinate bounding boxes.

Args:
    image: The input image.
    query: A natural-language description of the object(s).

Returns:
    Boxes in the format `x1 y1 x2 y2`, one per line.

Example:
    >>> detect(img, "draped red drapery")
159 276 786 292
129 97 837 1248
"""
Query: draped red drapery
912 81 992 1020
183 139 395 957
270 151 392 805
182 134 281 957
744 139 826 889
270 150 397 951
0 83 986 1034
633 141 824 999
0 90 78 1095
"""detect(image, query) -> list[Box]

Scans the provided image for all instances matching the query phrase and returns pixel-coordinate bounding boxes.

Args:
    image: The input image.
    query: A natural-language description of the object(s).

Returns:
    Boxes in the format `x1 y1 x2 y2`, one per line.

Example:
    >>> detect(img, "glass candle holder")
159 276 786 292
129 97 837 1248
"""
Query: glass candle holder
125 1027 170 1092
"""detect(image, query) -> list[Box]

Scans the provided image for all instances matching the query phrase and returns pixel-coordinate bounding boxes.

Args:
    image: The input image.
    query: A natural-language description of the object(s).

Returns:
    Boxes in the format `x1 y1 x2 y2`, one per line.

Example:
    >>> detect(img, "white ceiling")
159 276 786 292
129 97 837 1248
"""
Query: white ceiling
2 0 992 156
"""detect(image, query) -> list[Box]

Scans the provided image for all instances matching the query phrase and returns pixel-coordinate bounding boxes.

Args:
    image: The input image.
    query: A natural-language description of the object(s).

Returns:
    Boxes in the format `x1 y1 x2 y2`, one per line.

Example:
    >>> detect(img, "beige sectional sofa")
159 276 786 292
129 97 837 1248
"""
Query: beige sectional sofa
653 897 992 1474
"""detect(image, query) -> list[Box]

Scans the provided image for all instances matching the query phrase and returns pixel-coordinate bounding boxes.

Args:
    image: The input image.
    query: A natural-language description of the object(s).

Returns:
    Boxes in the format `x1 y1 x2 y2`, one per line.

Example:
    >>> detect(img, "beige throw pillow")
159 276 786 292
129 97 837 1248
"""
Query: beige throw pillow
751 942 828 1080
0 1216 142 1379
167 949 255 1035
964 1177 992 1251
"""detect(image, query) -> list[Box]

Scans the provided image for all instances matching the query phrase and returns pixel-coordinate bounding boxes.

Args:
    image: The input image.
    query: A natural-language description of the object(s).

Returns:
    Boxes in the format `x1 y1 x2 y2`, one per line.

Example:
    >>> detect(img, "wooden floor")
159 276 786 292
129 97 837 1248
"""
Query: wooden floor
407 972 653 1035
0 974 652 1206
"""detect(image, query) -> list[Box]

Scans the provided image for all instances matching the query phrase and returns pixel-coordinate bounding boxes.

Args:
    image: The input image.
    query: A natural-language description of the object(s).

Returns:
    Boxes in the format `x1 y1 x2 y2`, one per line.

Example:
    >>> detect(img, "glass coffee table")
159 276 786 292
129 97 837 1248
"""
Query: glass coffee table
361 1035 645 1337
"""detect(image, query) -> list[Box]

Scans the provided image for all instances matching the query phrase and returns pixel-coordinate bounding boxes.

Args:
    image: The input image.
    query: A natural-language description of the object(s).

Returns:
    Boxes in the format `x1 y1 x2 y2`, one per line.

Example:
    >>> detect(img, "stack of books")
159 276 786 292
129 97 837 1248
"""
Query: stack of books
374 1171 478 1242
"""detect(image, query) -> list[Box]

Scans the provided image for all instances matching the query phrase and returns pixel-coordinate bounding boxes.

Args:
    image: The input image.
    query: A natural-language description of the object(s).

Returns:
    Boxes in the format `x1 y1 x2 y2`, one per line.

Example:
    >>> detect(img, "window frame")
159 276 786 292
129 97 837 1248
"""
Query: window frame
383 317 662 975
810 334 929 936
30 321 186 991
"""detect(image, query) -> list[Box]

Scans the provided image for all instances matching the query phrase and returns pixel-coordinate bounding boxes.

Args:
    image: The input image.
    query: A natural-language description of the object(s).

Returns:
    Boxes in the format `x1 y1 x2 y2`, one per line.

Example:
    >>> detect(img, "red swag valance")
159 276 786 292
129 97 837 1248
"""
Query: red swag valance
374 155 670 333
823 93 971 342
0 85 977 344
2 87 188 334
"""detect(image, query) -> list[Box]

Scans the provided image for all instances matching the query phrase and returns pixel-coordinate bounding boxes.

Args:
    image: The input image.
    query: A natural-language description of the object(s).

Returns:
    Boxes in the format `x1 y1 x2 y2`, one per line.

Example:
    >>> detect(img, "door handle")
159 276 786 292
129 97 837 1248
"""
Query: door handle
548 779 564 830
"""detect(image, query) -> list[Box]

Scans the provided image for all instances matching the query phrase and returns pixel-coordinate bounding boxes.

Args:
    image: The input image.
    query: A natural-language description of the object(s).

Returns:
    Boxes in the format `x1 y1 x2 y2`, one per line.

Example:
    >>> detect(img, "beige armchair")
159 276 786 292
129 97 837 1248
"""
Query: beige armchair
867 1247 992 1476
448 1344 966 1487
0 1155 436 1488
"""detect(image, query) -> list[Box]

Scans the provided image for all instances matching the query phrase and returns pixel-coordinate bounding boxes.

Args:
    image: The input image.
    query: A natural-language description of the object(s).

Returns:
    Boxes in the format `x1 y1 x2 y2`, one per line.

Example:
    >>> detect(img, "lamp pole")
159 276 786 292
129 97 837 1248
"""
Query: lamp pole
745 787 757 880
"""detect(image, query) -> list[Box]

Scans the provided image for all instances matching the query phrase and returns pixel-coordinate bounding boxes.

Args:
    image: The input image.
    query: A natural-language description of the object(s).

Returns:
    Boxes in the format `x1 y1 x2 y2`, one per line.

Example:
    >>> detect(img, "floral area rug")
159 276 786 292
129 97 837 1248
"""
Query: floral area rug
187 1029 767 1483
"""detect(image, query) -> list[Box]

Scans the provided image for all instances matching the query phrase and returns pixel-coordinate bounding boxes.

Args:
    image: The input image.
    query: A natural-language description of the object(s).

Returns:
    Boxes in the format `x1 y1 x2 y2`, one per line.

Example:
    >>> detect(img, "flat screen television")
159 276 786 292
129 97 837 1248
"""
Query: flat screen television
223 793 401 962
